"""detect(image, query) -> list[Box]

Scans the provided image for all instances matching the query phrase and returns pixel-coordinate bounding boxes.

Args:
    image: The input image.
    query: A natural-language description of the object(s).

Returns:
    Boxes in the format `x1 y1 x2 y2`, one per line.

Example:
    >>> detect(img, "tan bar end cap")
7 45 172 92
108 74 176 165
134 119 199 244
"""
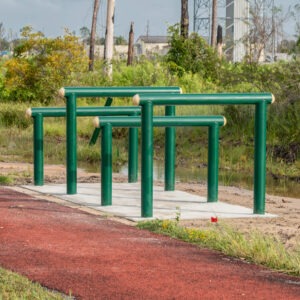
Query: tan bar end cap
25 108 32 118
93 117 100 128
133 94 140 105
58 87 65 97
271 94 275 104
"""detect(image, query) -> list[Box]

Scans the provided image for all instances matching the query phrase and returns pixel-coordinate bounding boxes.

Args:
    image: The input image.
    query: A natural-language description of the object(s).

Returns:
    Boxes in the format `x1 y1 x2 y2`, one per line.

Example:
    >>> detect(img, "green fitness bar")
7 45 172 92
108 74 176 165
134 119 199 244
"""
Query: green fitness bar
88 107 141 145
165 106 176 191
128 112 139 183
89 97 113 146
61 86 182 195
26 106 141 186
133 93 274 105
96 116 225 128
208 124 219 202
28 106 141 117
95 116 225 215
101 123 112 206
59 86 182 98
141 102 153 217
66 93 77 194
254 101 267 214
88 97 114 146
33 114 44 185
134 92 275 215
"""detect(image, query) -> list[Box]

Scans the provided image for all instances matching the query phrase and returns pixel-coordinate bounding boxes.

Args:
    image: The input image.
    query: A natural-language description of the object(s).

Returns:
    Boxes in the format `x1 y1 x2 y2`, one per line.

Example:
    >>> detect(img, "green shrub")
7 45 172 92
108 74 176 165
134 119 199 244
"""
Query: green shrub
165 24 221 81
0 103 31 128
3 26 88 104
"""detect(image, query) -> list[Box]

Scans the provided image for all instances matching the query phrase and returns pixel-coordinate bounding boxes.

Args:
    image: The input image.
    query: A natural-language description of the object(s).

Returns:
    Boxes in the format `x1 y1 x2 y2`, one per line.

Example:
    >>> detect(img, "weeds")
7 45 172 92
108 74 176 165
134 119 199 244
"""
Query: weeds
137 220 300 276
0 175 13 185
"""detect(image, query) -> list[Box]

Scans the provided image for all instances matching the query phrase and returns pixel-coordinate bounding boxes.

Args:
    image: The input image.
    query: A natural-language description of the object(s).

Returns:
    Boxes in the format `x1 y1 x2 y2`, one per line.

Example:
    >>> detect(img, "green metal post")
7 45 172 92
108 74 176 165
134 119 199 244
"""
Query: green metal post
105 97 113 106
254 101 267 214
89 128 101 145
33 114 44 186
66 93 77 194
141 102 153 217
101 123 112 206
128 114 139 183
207 124 219 202
165 106 176 191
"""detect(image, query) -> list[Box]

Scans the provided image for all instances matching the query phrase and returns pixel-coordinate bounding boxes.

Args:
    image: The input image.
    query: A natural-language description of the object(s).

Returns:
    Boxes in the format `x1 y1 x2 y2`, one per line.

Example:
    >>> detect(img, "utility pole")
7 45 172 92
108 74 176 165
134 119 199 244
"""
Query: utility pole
211 0 217 47
89 0 100 71
127 22 134 66
181 0 189 39
104 0 115 79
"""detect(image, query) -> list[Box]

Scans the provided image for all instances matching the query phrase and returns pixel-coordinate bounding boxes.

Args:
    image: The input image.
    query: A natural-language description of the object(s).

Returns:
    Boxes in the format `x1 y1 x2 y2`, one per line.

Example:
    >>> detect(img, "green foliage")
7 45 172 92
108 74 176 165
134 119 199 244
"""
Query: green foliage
3 26 88 104
0 102 31 128
0 32 299 179
114 36 127 45
269 101 300 163
165 24 221 80
0 267 70 299
0 175 12 184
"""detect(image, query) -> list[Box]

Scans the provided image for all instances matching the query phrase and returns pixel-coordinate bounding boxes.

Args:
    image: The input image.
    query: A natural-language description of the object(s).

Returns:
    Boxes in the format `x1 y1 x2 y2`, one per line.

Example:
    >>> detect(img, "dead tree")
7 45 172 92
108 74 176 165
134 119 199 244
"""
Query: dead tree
211 0 217 47
89 0 100 71
127 22 134 66
104 0 115 78
181 0 189 39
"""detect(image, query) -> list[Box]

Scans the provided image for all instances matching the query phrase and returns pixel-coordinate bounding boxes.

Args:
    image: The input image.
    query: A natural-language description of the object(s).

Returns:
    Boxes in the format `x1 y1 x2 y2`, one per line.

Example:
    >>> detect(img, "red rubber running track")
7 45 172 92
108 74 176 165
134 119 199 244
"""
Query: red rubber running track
0 187 299 299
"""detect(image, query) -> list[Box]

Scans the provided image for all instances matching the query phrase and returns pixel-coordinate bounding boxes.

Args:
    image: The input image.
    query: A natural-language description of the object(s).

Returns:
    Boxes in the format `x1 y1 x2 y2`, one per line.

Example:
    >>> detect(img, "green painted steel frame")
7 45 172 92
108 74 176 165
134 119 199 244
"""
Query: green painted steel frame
29 106 141 186
96 116 225 217
135 93 274 216
62 86 182 195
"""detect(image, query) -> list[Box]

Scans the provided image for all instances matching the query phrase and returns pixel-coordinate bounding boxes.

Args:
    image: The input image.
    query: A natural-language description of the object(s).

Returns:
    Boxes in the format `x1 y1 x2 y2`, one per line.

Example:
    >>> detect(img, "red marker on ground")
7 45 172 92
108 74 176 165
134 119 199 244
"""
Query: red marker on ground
211 216 218 223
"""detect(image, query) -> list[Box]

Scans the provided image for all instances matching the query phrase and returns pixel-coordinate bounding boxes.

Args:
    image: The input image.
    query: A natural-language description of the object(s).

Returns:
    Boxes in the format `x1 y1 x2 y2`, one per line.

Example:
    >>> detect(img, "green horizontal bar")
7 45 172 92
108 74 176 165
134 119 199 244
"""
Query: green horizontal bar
96 116 226 128
60 86 182 98
134 93 274 106
28 106 141 118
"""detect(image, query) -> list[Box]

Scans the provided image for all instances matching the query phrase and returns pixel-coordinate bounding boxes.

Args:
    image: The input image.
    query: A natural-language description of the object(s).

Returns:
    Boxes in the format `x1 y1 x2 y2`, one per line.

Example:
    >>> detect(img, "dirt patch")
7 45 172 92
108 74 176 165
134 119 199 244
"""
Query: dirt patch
1 161 300 248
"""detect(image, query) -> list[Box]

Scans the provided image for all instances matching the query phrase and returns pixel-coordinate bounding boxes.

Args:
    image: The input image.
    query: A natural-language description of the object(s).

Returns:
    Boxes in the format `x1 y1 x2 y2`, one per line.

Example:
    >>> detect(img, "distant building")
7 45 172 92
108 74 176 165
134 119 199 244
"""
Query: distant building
83 36 170 60
84 45 128 60
225 0 249 62
135 36 170 57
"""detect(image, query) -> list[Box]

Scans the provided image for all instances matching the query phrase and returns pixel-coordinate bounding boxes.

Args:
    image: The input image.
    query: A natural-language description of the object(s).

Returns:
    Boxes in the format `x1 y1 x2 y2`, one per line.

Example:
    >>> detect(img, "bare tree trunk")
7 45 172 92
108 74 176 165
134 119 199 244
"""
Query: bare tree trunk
89 0 100 71
217 25 223 57
180 0 189 39
127 22 134 66
104 0 115 79
211 0 217 47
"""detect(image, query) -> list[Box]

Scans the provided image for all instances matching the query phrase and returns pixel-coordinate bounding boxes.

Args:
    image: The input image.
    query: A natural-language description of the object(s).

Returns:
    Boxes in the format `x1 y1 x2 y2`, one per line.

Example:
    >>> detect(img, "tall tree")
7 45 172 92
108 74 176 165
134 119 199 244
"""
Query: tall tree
244 1 286 62
89 0 100 71
211 0 217 47
104 0 115 78
0 23 7 51
180 0 189 39
127 22 134 66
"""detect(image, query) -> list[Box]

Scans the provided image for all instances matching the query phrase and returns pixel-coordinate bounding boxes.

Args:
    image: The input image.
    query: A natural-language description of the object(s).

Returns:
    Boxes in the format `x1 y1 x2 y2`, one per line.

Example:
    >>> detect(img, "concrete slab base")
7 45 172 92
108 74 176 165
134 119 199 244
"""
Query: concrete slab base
23 183 276 221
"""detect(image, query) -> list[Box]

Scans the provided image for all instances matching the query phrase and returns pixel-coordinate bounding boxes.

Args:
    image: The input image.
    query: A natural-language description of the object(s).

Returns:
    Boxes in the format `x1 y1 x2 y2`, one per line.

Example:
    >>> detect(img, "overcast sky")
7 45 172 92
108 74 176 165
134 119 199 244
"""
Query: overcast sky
1 0 298 41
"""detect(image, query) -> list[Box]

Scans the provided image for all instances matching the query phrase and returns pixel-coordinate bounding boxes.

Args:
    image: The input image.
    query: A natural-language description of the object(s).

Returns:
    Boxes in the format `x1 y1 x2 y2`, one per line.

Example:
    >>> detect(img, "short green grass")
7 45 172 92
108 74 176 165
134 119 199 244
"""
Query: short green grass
0 267 72 299
137 219 300 276
0 175 13 185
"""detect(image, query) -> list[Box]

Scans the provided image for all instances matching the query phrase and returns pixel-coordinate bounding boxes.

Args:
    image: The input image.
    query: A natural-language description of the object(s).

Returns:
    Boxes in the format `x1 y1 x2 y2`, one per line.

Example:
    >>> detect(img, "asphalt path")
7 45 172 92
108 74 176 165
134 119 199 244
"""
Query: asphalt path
0 187 299 299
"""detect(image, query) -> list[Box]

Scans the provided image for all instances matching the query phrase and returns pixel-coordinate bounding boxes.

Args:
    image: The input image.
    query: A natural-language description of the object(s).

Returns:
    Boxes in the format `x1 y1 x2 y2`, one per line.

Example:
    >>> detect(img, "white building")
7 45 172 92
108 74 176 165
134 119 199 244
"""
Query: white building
225 0 249 62
135 36 170 57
